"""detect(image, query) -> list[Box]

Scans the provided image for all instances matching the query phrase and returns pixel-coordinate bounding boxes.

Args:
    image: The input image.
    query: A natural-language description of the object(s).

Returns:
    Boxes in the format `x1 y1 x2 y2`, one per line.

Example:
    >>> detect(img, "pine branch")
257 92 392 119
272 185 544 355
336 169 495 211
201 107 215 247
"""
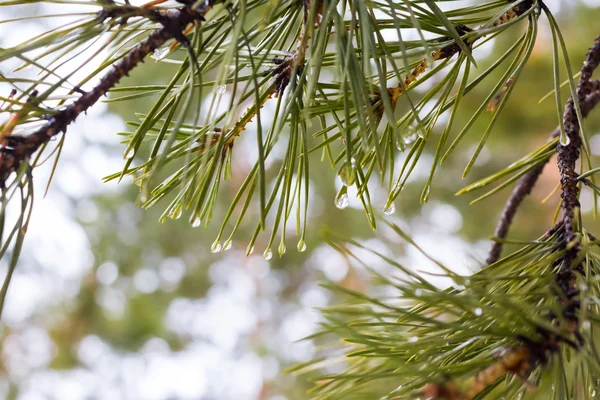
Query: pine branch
0 3 213 187
379 0 534 112
426 33 600 400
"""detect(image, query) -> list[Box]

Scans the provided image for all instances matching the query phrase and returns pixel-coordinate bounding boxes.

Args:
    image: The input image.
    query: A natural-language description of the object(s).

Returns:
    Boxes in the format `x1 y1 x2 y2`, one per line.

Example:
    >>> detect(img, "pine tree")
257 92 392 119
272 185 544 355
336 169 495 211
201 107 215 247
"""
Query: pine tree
0 0 599 398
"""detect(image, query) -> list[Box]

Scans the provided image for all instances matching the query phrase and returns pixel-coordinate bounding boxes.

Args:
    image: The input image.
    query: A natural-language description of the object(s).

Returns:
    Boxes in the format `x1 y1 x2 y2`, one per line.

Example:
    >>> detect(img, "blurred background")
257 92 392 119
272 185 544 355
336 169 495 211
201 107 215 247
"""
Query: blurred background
0 1 599 399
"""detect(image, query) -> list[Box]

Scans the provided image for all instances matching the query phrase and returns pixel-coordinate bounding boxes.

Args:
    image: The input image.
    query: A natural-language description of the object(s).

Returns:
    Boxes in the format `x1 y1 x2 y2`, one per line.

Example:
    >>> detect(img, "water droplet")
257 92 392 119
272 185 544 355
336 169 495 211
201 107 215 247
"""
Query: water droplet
400 124 420 146
335 187 349 209
191 217 201 228
408 336 418 343
297 240 307 252
124 147 135 159
211 240 222 253
383 203 396 215
264 249 273 260
216 84 227 94
350 157 357 167
415 289 423 296
396 136 405 151
335 193 349 209
338 163 356 186
153 47 168 60
133 169 144 187
474 308 482 316
278 242 286 256
169 206 182 220
583 320 591 330
223 240 233 250
246 245 255 255
560 133 571 146
404 133 418 145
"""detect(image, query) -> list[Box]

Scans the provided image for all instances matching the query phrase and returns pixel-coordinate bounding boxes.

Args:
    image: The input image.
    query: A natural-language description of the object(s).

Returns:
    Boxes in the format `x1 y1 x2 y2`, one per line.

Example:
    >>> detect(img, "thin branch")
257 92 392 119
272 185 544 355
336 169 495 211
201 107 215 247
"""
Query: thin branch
426 32 600 400
378 0 534 112
0 4 213 187
487 86 600 265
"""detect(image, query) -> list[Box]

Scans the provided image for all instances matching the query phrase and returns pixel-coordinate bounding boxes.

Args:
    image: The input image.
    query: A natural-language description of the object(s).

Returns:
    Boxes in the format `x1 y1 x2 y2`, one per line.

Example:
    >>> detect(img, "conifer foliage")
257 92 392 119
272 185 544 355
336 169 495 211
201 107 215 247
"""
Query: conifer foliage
0 0 599 398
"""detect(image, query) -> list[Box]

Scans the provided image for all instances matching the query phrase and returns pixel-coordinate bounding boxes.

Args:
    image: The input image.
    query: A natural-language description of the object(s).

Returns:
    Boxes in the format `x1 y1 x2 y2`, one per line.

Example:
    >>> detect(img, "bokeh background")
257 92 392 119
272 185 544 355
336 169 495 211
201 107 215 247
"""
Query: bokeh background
0 1 599 399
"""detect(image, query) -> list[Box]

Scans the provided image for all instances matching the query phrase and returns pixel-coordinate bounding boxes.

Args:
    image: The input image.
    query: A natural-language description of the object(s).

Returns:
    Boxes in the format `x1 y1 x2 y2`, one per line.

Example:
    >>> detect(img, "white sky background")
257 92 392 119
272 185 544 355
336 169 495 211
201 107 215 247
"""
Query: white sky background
0 1 598 399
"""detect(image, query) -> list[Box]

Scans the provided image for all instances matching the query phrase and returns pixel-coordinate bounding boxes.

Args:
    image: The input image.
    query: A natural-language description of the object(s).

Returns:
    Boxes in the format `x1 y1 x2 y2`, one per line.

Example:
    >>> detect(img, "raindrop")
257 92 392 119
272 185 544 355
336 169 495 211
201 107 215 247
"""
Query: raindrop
408 336 418 343
396 136 405 151
246 245 255 255
560 133 571 147
223 240 233 250
153 47 168 60
400 124 420 146
191 217 201 228
383 203 396 215
124 147 135 160
297 240 307 252
474 308 482 316
350 157 357 167
415 288 423 296
335 187 349 209
133 169 144 187
264 249 273 260
211 240 222 253
583 320 591 330
335 193 349 209
404 133 418 145
169 206 182 220
216 84 227 94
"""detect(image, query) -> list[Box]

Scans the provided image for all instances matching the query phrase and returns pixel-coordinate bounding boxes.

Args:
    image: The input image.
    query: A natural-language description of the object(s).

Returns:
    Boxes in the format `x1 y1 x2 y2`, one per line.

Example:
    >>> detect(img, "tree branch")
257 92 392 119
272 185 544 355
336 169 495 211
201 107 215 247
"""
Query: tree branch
426 33 600 400
0 4 213 187
486 84 600 265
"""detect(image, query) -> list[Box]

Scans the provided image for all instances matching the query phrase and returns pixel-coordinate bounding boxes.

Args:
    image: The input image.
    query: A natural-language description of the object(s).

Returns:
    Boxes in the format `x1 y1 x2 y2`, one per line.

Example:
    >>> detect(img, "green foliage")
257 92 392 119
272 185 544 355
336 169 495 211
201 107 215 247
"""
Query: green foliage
100 0 551 257
0 1 599 399
0 0 568 258
290 225 600 398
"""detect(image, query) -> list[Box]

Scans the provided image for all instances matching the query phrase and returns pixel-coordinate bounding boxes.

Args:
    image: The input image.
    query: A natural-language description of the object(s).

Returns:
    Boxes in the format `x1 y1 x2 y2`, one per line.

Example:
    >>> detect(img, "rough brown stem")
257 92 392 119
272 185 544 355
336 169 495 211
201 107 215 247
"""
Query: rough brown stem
486 87 600 265
428 33 600 400
0 6 209 186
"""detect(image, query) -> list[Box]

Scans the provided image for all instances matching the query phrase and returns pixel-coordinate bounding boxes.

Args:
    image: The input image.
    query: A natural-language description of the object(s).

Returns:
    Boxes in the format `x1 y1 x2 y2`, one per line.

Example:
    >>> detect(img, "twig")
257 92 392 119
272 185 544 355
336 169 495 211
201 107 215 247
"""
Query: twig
486 87 600 265
377 0 534 112
426 33 600 400
0 4 213 187
486 33 600 398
